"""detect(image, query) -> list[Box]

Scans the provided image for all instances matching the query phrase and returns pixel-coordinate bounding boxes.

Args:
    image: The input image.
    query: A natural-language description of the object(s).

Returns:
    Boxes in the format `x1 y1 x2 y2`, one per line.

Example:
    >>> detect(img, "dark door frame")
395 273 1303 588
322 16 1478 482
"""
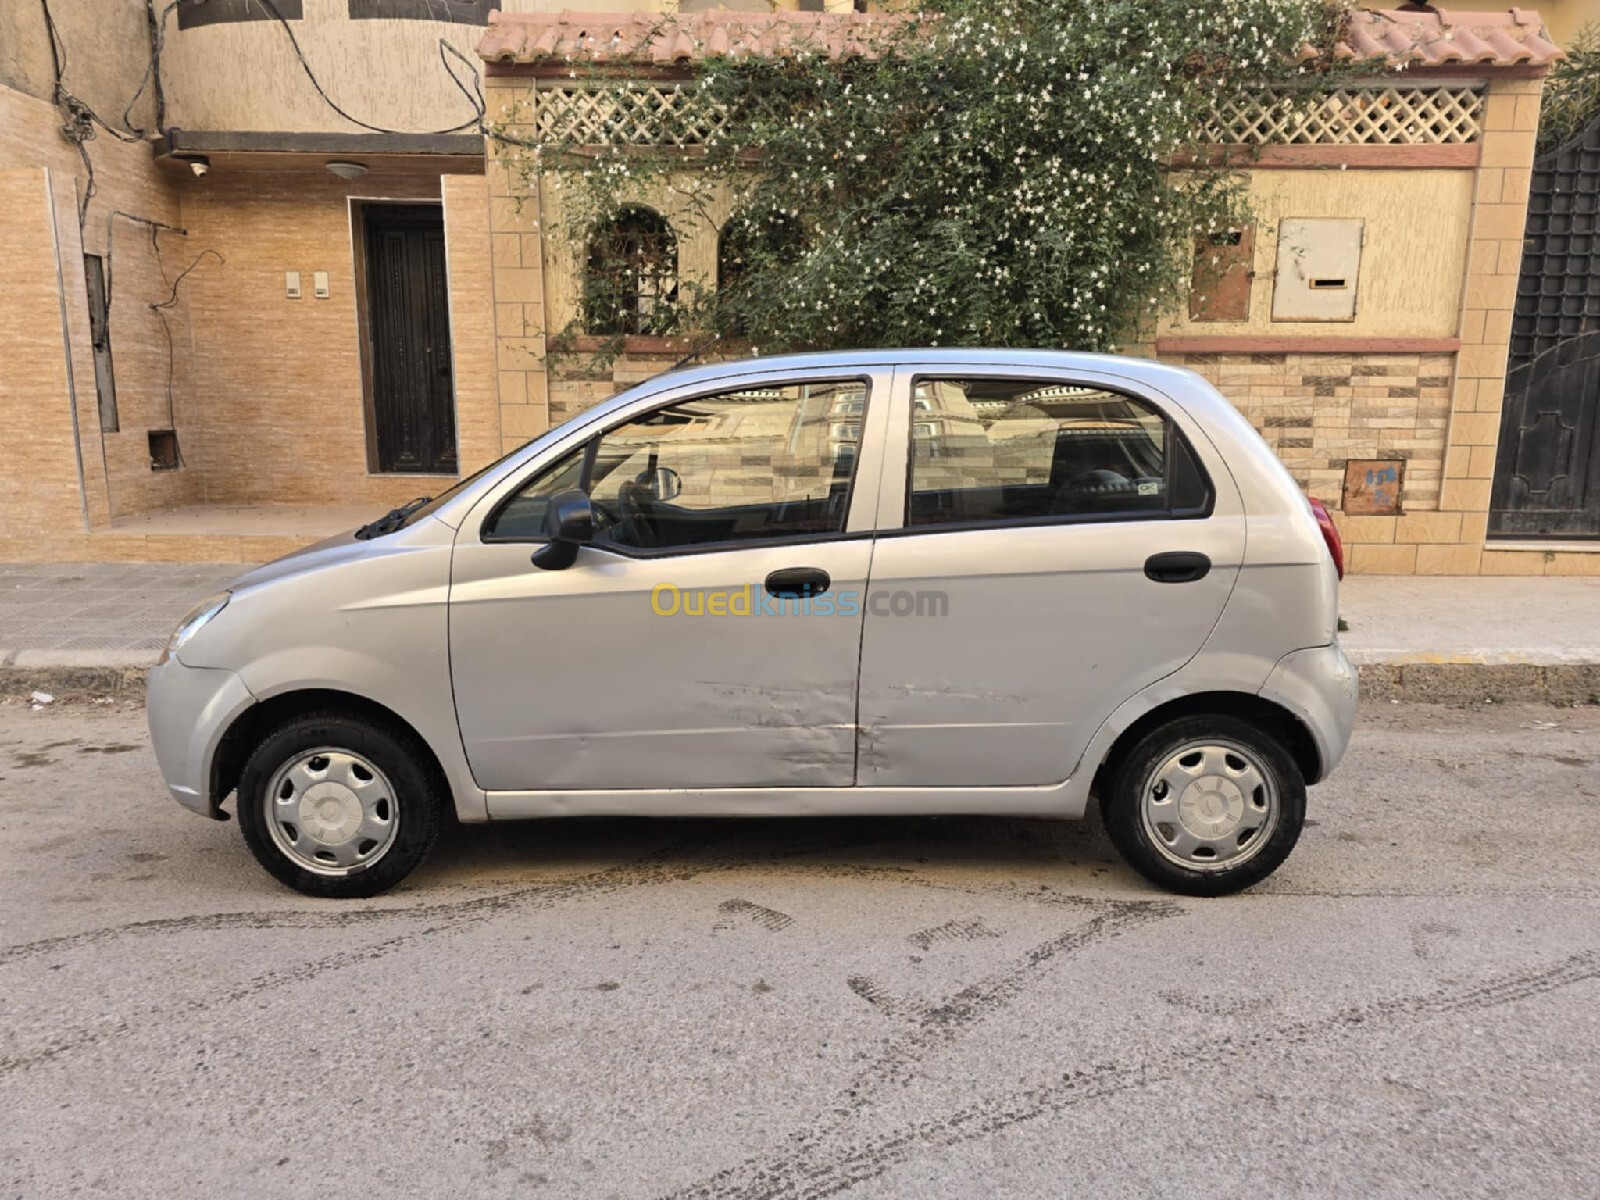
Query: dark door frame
351 198 459 476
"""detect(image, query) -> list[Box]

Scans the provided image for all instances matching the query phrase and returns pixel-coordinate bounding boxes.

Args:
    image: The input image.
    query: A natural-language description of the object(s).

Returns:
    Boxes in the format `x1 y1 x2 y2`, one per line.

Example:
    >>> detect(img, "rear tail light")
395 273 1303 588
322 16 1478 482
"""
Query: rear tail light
1308 497 1345 579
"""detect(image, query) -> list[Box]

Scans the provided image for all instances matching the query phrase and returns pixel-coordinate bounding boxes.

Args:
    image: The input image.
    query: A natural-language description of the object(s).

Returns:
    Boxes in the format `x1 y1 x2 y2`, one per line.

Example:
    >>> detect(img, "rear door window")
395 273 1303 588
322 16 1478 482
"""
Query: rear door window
905 378 1211 528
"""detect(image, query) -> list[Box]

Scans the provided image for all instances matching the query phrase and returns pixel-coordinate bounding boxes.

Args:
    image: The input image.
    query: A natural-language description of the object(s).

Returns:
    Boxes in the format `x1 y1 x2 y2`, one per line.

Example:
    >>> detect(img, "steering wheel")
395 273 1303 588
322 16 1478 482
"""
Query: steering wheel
588 495 621 535
1052 468 1133 515
617 479 662 548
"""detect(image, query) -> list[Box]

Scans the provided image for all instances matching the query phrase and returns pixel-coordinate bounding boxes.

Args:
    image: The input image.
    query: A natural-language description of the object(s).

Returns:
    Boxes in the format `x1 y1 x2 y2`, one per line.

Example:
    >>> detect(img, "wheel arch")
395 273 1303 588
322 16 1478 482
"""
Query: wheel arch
1091 691 1323 801
211 688 453 815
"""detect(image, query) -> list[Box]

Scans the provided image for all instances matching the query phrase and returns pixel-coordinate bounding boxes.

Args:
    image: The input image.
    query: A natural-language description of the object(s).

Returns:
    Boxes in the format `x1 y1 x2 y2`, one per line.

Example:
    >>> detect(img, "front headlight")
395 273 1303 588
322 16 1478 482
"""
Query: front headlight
158 593 230 665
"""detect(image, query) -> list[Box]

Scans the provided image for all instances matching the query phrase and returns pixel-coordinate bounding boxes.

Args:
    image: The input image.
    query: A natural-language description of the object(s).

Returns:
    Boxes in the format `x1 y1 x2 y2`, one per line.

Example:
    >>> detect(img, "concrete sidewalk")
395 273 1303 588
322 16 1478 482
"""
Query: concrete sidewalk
0 561 1597 702
1338 574 1600 703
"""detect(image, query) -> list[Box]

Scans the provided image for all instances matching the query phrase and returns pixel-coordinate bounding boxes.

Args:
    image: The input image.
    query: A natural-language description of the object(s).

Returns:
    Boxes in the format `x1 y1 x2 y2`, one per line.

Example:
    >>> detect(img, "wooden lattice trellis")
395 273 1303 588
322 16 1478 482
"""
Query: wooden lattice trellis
1202 85 1484 146
529 82 1484 148
531 85 731 147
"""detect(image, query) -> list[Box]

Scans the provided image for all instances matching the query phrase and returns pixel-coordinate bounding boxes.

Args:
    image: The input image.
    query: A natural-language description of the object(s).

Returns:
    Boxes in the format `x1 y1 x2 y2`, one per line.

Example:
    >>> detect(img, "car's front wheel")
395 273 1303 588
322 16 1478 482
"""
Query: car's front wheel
1101 714 1305 897
237 713 444 898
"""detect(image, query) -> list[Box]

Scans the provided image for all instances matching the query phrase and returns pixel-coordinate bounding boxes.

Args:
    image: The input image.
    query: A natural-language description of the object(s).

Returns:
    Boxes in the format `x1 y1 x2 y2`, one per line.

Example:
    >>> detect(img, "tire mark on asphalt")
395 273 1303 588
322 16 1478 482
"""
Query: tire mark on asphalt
846 976 934 1022
0 854 703 967
907 918 1003 951
844 900 1178 1100
0 836 913 967
715 899 795 933
0 847 715 1076
0 844 920 1077
662 949 1600 1200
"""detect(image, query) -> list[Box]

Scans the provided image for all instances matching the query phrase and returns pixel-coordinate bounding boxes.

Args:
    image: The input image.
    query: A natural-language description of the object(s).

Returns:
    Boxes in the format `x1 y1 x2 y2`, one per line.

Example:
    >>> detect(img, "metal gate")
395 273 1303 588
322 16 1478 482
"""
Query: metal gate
1490 113 1600 539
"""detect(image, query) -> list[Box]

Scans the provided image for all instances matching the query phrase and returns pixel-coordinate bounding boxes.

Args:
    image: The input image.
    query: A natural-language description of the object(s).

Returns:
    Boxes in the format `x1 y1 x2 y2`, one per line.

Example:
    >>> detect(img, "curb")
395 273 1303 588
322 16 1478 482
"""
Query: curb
1 664 150 701
1355 661 1600 705
5 661 1599 707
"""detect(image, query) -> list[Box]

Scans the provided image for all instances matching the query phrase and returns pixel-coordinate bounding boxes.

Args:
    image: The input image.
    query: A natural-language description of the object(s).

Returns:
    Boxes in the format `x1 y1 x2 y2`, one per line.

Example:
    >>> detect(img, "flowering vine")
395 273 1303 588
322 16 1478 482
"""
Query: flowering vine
491 0 1352 355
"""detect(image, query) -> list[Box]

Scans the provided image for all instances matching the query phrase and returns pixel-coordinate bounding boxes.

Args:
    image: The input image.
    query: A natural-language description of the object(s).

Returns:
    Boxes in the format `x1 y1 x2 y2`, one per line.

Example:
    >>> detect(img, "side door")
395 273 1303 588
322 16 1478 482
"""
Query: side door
856 367 1246 788
448 369 889 793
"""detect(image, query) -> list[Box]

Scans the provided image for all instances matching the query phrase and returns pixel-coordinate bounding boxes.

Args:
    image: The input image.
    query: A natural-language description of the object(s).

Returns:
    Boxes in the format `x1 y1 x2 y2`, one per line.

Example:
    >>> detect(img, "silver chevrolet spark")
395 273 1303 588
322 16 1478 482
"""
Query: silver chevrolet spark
148 350 1356 899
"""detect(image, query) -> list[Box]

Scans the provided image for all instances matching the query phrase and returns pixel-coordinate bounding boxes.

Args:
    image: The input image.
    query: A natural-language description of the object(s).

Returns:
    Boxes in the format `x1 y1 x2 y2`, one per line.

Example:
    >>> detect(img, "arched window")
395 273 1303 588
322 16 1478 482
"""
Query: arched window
584 205 677 336
717 210 804 333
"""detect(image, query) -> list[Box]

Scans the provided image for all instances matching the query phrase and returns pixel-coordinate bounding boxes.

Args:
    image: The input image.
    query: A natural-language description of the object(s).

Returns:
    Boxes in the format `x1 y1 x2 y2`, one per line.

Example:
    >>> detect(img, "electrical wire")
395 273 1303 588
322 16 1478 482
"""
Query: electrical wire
40 0 488 482
103 210 186 316
40 0 148 230
40 0 143 144
121 0 182 137
149 246 225 452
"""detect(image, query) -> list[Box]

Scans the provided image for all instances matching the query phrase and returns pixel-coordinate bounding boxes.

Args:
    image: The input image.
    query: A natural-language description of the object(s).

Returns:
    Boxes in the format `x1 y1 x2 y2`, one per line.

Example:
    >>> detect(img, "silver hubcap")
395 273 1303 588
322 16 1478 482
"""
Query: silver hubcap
1140 739 1276 871
265 748 399 876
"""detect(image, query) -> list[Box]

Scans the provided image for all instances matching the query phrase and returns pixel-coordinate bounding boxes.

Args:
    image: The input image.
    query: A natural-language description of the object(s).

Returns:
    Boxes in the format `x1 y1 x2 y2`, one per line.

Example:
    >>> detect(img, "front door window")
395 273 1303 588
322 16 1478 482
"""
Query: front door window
484 379 867 552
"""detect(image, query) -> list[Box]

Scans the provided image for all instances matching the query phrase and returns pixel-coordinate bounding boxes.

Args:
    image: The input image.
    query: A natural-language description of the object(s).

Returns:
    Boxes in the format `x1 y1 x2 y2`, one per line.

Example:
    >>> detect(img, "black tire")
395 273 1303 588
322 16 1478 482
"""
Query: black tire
237 712 444 898
1100 714 1305 897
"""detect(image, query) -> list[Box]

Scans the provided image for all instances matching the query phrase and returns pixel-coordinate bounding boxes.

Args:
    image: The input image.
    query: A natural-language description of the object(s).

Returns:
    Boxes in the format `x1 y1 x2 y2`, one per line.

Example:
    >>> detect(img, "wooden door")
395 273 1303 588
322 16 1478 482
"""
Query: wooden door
364 204 456 475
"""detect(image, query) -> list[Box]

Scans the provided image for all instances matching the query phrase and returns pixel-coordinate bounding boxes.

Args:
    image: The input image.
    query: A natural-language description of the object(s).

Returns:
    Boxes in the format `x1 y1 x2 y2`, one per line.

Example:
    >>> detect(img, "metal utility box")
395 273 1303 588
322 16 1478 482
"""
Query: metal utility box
1272 218 1363 322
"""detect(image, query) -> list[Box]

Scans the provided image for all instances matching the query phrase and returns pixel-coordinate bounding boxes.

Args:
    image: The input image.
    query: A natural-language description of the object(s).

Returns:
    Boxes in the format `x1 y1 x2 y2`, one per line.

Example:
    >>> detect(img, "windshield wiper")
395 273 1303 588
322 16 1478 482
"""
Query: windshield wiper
353 496 432 541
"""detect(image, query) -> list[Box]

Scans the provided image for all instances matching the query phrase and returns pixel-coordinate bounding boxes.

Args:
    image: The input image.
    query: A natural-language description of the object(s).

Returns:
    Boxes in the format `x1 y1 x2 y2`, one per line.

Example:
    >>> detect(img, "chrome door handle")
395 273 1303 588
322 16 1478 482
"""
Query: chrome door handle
764 567 831 597
1144 552 1211 583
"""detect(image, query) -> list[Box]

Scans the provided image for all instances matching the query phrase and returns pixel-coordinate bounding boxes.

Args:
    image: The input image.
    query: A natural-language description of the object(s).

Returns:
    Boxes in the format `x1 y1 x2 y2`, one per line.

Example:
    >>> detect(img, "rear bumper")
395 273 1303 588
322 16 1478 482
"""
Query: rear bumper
1259 641 1359 783
146 658 255 817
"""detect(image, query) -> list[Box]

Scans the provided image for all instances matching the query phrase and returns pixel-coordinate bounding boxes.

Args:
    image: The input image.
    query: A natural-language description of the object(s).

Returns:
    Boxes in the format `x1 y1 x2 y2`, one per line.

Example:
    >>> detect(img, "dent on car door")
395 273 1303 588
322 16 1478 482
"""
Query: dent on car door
448 374 887 794
856 373 1245 788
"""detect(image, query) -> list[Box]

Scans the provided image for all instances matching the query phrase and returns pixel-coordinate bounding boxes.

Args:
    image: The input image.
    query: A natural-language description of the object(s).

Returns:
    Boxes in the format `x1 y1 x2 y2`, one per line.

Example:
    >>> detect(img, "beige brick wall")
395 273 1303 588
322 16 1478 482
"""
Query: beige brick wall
1167 351 1455 513
484 136 551 456
178 171 454 507
0 167 94 549
443 174 503 475
3 71 518 562
0 87 206 539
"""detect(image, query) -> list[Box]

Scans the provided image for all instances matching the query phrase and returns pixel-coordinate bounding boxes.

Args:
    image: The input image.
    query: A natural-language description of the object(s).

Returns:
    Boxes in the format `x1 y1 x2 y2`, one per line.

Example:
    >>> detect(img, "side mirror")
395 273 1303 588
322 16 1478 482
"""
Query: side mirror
531 488 594 570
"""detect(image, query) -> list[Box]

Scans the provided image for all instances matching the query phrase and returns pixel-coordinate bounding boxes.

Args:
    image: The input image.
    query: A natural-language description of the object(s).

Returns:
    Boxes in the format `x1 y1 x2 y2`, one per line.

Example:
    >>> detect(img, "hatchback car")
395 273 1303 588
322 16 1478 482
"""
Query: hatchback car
148 350 1356 899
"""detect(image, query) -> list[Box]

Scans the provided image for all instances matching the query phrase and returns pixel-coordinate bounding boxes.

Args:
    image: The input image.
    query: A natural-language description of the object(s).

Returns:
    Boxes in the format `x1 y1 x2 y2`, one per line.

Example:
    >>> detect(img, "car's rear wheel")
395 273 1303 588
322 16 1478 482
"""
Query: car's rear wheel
1101 714 1304 897
237 713 443 898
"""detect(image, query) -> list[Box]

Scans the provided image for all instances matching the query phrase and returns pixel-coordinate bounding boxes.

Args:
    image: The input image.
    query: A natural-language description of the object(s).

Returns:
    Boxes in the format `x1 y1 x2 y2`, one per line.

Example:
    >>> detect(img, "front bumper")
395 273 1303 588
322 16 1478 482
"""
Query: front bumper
146 658 255 817
1259 641 1359 783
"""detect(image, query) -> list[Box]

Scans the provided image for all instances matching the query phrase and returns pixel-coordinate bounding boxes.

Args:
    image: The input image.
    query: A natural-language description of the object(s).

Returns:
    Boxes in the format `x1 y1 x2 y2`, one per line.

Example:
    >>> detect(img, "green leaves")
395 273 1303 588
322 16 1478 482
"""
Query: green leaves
1537 21 1600 156
493 0 1339 355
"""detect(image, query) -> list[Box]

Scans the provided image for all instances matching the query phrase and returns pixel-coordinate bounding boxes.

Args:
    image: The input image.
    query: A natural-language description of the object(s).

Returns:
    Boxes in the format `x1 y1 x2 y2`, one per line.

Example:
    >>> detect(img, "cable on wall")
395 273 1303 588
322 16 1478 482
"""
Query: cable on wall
102 208 186 315
121 0 182 137
149 245 225 455
253 0 487 135
39 0 151 231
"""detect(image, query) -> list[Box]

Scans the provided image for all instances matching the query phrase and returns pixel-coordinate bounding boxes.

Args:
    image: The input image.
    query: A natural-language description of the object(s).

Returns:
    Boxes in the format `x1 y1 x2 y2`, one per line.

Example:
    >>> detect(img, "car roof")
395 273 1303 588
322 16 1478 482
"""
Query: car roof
652 347 1207 397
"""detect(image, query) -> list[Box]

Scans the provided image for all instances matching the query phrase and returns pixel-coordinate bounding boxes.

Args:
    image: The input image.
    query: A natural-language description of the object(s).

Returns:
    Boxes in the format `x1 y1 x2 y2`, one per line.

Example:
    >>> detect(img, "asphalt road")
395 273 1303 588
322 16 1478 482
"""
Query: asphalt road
2 699 1598 1199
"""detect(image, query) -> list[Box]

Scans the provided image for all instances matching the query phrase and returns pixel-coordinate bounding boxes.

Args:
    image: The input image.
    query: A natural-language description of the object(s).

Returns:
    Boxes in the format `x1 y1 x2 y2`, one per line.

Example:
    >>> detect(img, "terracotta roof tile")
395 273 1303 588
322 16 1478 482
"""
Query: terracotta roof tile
477 7 1563 71
477 10 911 68
1330 7 1562 68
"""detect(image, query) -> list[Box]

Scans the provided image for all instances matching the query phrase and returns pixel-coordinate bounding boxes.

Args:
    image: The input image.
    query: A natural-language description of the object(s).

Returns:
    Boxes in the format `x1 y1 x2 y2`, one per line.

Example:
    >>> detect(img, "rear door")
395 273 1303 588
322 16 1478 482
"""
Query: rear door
856 367 1245 787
